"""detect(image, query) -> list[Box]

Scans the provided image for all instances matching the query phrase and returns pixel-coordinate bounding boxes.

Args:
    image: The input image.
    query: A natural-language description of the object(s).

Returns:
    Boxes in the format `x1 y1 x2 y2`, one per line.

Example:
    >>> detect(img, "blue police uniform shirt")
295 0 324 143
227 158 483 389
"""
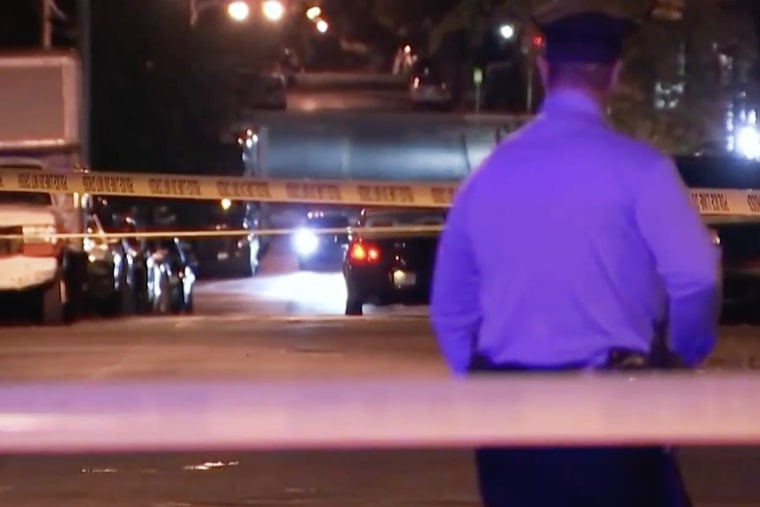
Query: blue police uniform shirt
430 89 721 375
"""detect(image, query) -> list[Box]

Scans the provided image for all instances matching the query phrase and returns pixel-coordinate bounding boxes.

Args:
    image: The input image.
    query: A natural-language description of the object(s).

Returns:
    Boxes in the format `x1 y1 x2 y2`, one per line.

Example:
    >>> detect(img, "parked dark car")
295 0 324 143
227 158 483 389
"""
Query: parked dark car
144 237 197 314
180 200 262 279
342 208 445 315
714 223 760 323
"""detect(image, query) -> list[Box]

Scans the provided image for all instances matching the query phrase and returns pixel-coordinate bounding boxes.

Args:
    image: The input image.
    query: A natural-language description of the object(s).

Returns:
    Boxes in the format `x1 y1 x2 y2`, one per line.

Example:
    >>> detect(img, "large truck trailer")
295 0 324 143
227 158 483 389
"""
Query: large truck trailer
0 51 148 324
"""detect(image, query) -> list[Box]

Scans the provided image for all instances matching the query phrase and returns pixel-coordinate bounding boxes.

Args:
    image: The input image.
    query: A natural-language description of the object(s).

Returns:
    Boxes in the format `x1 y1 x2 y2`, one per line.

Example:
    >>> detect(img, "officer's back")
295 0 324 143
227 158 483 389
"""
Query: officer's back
430 2 720 375
430 4 718 505
467 94 697 367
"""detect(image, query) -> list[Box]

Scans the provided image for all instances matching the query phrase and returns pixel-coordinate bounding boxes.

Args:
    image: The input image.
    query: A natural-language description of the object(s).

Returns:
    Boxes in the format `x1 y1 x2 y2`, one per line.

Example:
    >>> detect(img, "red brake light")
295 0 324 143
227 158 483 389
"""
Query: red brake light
532 35 544 47
349 240 380 263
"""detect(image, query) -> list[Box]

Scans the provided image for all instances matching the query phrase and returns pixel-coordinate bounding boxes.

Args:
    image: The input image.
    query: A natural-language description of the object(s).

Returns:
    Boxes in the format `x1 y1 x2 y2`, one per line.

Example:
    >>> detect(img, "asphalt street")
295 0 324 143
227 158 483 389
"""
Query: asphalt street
0 242 759 506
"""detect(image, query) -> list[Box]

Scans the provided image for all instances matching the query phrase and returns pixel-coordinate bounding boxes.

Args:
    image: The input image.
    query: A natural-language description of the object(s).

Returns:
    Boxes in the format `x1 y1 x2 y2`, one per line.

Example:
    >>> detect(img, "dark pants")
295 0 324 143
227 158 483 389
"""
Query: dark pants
475 446 690 507
470 360 692 507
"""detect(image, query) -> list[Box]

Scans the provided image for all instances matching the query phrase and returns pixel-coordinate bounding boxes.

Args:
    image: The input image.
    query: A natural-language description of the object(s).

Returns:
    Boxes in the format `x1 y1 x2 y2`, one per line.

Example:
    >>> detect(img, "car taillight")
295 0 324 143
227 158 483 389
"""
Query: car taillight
349 240 380 263
22 224 59 257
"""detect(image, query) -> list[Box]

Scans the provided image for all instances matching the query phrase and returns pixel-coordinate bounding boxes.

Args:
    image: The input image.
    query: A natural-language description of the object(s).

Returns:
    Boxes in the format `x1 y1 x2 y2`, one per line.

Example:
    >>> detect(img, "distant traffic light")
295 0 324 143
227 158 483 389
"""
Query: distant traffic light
532 35 544 47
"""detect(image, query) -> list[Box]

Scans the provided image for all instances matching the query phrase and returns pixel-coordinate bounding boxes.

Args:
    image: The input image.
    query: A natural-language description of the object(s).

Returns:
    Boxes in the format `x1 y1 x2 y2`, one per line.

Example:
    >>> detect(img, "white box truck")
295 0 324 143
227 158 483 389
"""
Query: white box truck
0 51 89 324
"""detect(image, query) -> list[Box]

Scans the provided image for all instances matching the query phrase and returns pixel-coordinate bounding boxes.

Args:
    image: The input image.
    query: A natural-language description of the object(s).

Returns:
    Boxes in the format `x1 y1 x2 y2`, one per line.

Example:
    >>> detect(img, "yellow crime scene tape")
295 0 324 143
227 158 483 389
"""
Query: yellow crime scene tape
0 167 757 214
0 168 758 240
0 168 457 208
0 226 444 241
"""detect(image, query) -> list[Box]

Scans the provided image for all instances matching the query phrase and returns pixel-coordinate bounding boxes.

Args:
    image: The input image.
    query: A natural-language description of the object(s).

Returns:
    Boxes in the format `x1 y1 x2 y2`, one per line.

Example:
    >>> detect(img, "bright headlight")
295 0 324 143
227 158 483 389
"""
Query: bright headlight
293 228 318 256
736 126 760 160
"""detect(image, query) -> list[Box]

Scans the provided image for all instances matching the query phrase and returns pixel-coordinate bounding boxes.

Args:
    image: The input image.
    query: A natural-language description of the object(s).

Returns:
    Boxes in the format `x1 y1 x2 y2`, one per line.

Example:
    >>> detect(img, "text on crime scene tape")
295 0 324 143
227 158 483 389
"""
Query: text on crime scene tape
2 168 760 215
0 168 461 208
690 190 760 216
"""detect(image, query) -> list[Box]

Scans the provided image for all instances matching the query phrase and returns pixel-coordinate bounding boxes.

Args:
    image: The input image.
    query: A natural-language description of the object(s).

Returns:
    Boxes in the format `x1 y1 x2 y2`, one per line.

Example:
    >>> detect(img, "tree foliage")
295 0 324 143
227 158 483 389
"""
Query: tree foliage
371 0 458 36
612 0 758 153
425 0 758 154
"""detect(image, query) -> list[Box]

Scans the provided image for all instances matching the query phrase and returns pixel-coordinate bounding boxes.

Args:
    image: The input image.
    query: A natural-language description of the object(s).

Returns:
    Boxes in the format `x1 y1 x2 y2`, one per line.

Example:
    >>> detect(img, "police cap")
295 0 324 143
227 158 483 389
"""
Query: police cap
532 1 640 64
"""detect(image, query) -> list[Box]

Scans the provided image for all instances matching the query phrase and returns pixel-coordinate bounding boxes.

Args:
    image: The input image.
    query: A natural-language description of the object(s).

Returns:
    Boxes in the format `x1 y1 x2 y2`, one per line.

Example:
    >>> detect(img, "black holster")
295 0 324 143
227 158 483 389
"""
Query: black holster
603 344 686 371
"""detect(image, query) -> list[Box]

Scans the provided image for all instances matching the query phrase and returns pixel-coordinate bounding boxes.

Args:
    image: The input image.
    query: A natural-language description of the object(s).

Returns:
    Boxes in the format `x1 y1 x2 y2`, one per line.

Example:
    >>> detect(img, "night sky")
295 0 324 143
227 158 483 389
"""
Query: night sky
0 1 398 174
0 1 234 173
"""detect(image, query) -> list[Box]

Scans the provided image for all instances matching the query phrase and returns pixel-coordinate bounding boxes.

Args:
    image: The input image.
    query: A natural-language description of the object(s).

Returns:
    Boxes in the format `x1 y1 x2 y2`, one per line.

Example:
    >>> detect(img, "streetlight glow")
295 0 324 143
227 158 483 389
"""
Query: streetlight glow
306 6 322 20
316 19 328 33
226 1 250 21
262 0 285 21
499 23 515 40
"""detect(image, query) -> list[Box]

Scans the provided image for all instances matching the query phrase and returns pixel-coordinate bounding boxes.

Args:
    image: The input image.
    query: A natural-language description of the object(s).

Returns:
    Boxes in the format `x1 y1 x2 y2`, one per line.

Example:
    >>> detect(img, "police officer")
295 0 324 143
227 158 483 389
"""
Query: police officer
430 2 721 506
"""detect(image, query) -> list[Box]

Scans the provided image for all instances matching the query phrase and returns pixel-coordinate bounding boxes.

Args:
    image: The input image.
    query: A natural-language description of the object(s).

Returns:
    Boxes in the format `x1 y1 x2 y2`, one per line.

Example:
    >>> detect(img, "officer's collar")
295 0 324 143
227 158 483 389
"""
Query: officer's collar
539 89 605 121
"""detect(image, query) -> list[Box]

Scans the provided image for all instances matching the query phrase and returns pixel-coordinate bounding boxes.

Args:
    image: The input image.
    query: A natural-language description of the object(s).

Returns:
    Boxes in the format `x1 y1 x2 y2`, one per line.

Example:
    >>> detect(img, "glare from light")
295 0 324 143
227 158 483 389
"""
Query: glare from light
227 1 250 22
262 0 285 21
221 199 232 211
499 24 515 40
709 229 720 246
306 6 321 20
735 126 760 160
316 19 328 33
403 44 411 54
293 228 319 256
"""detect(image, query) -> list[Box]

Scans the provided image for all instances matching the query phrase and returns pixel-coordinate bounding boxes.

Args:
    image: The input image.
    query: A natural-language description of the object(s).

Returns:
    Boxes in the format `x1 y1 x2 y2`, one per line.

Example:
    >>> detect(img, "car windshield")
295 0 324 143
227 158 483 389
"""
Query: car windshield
412 59 444 83
147 238 180 255
0 191 52 206
306 215 349 229
176 201 248 227
365 211 446 228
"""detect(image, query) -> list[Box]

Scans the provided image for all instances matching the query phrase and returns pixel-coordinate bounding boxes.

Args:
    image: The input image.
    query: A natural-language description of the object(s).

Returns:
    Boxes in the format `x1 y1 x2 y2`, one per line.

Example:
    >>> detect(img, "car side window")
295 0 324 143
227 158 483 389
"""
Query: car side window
366 218 395 228
170 239 187 264
124 223 142 251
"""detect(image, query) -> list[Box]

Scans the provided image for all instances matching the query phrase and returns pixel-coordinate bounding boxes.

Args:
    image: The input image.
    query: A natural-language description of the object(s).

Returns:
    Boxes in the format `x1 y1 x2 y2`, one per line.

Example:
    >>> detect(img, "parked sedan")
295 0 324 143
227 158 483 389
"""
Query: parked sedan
714 224 760 323
256 70 287 110
342 208 445 316
83 213 140 316
145 238 197 314
408 59 452 110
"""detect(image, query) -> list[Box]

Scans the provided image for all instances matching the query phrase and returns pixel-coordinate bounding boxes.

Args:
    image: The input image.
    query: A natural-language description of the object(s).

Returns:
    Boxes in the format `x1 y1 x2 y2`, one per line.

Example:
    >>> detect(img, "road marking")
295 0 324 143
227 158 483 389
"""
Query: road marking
181 313 427 323
0 311 430 335
115 312 429 328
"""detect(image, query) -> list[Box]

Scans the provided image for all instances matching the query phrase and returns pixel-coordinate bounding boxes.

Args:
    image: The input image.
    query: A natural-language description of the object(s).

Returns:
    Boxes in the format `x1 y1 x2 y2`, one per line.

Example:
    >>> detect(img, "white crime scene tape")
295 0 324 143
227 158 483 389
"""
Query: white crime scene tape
0 374 757 454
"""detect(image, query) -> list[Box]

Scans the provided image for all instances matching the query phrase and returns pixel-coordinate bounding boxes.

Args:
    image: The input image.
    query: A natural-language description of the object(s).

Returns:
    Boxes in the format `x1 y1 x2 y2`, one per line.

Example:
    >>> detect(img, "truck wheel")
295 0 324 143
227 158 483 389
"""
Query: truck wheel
119 279 136 316
40 279 65 325
240 259 254 278
153 276 171 314
185 292 195 314
345 299 364 316
134 265 151 315
63 252 88 323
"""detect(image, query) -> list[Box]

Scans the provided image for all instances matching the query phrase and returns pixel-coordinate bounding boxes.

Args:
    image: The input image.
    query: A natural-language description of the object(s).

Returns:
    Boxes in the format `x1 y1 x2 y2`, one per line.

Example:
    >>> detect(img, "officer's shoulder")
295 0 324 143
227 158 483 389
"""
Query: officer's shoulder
454 126 532 198
603 127 674 172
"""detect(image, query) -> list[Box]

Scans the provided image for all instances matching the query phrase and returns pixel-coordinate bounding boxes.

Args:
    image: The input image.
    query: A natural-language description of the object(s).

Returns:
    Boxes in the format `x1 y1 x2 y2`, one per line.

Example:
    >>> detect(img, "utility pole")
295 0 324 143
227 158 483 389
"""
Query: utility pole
190 0 199 26
77 0 91 168
41 0 53 48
